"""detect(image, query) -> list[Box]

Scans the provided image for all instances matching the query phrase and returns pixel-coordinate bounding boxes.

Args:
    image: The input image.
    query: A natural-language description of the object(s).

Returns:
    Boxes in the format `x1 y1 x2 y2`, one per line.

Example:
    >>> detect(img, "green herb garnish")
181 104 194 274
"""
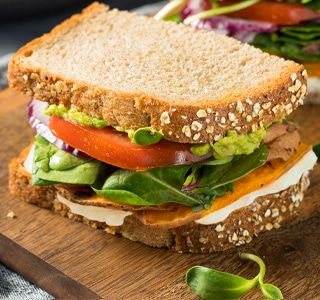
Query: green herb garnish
183 0 261 25
154 0 262 24
153 0 188 21
186 253 283 299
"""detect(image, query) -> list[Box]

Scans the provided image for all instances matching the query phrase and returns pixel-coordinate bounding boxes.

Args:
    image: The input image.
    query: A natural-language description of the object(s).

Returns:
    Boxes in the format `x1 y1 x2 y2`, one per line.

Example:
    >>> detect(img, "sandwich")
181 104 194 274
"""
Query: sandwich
155 0 320 104
8 2 317 253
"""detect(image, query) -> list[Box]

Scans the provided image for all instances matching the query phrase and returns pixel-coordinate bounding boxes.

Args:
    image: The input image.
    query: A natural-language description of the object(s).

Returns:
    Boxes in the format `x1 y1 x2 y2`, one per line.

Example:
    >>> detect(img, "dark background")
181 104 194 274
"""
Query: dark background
0 0 162 56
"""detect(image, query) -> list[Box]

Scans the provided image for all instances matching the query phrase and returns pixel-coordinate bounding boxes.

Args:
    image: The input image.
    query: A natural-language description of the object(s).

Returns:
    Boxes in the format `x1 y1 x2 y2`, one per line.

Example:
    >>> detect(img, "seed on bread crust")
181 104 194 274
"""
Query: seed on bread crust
160 111 170 125
191 121 202 131
196 109 207 118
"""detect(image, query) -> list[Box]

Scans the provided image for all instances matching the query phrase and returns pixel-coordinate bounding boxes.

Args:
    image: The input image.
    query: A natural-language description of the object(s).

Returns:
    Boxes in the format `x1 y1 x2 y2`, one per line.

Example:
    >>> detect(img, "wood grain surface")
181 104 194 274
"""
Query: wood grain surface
1 88 320 299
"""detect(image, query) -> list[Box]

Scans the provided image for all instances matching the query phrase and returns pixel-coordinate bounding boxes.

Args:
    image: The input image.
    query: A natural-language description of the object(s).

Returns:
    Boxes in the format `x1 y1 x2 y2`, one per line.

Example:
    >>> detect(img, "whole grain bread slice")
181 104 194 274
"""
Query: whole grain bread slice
8 2 307 143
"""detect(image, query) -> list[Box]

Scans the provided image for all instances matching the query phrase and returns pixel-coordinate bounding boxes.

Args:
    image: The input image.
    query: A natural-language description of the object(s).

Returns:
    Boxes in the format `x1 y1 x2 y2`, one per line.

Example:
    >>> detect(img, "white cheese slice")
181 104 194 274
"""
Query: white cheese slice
24 144 34 173
57 193 132 226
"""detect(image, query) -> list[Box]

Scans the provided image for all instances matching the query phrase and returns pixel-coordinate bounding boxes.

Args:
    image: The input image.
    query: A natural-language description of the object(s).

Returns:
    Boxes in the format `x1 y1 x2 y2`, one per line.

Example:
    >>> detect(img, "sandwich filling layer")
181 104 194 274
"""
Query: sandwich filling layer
23 144 317 227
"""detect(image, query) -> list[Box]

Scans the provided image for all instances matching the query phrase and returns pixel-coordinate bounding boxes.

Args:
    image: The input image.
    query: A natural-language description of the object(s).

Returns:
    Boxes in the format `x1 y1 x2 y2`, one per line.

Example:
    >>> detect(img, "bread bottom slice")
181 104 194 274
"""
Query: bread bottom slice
8 146 312 253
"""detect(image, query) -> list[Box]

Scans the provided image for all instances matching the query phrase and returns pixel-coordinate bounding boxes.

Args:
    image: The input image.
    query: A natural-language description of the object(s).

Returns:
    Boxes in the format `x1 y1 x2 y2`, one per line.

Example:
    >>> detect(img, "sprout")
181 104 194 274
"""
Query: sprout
154 0 262 25
186 253 283 299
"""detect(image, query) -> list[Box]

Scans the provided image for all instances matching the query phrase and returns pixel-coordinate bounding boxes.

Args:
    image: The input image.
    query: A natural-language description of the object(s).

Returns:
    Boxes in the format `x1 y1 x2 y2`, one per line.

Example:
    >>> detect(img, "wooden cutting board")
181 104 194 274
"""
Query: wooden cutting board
1 88 320 299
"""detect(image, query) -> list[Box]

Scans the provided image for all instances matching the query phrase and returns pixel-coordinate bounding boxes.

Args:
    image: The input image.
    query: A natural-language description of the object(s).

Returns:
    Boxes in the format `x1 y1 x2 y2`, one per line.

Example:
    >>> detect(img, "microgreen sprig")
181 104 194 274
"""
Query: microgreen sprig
154 0 262 24
183 0 261 25
186 253 283 299
153 0 188 21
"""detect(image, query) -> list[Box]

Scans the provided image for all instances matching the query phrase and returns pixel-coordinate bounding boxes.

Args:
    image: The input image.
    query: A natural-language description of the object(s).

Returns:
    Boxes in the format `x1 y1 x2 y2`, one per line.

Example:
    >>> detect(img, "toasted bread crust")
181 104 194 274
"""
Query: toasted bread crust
9 146 311 253
8 2 308 143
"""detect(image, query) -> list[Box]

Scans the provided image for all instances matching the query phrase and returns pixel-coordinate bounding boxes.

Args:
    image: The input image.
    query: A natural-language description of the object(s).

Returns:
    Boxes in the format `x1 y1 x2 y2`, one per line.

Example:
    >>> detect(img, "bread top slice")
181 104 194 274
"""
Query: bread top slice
8 2 307 143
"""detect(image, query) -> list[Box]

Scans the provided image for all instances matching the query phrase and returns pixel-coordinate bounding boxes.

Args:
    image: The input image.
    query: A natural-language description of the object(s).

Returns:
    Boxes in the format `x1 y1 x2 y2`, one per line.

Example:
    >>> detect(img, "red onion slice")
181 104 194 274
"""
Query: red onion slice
192 15 281 33
28 98 90 158
180 0 212 20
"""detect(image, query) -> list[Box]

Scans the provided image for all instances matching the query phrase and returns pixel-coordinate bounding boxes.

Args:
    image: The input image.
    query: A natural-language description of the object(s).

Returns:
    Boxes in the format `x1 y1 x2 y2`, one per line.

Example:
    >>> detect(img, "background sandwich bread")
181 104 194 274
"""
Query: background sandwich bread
7 2 317 253
155 0 320 104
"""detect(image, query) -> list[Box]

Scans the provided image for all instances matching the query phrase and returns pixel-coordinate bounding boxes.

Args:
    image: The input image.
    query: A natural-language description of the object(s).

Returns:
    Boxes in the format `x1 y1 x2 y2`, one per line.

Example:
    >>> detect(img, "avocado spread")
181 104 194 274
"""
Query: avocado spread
191 128 267 159
45 104 267 155
44 104 164 146
44 104 107 128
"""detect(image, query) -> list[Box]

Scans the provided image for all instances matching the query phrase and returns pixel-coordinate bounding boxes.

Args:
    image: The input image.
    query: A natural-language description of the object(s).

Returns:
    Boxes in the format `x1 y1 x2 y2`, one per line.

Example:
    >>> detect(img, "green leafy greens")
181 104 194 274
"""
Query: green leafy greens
32 135 101 186
93 143 268 211
251 22 320 63
186 253 283 299
301 0 320 10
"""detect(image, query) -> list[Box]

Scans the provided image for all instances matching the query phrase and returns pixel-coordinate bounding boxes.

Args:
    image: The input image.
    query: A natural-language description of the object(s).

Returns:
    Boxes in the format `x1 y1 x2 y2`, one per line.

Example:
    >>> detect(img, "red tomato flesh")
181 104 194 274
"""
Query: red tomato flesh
49 115 211 170
222 1 320 25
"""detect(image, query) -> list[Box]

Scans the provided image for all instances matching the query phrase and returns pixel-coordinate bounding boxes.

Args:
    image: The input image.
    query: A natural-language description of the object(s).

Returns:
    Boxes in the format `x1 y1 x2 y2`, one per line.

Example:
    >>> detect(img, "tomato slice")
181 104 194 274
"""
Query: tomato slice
222 1 320 25
49 115 211 170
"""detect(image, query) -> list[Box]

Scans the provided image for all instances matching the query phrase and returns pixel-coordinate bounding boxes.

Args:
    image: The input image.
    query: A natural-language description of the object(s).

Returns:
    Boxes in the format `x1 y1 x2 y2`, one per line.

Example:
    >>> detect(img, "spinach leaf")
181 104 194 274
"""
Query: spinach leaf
280 23 320 42
304 0 320 10
92 165 203 206
93 144 268 210
251 22 320 63
184 144 268 192
32 135 101 186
